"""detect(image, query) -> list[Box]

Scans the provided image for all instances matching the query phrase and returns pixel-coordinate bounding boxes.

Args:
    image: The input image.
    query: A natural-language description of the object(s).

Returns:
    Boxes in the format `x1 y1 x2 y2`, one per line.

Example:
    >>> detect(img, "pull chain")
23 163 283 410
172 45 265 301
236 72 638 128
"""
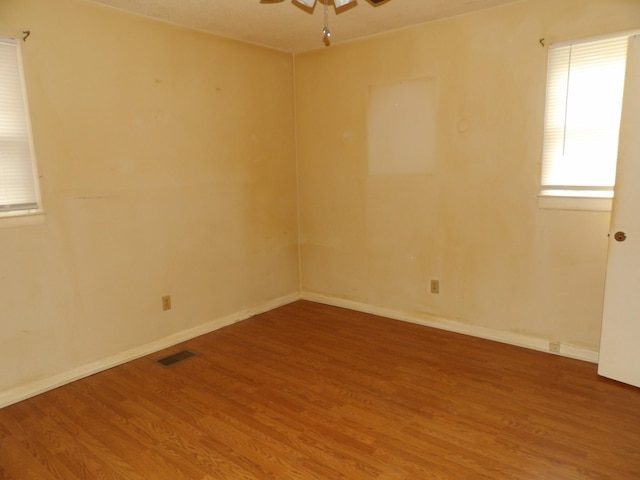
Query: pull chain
322 0 331 46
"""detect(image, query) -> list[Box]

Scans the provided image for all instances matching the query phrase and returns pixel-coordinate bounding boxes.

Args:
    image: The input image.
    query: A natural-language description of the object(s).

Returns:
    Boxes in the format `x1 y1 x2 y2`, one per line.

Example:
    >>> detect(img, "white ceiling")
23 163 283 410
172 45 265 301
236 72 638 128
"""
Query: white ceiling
86 0 521 53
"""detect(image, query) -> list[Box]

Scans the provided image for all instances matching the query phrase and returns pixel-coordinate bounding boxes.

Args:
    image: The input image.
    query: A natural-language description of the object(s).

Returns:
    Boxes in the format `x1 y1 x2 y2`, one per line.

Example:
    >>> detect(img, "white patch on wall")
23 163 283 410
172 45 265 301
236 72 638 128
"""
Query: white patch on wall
367 78 436 175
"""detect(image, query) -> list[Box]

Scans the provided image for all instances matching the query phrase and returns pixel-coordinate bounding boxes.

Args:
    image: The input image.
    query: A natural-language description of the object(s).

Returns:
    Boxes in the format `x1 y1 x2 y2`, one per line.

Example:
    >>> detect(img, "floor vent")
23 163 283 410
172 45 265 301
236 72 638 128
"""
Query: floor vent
155 350 197 368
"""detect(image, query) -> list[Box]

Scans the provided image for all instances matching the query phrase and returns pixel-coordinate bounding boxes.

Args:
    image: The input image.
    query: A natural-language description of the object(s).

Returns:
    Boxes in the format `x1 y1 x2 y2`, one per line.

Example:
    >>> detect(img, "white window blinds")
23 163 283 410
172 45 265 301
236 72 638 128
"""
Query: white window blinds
540 35 629 198
0 37 40 214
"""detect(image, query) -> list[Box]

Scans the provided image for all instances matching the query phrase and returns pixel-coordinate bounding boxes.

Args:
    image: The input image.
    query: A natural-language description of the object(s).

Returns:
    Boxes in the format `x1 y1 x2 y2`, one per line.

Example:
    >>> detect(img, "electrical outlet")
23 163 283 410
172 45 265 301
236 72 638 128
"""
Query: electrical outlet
430 280 440 294
549 341 561 353
162 295 172 311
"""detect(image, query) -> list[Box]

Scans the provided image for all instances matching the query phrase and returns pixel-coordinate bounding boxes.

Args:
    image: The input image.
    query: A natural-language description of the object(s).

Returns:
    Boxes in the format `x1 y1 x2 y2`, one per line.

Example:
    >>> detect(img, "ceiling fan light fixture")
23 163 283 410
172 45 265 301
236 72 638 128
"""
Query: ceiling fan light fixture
265 0 391 46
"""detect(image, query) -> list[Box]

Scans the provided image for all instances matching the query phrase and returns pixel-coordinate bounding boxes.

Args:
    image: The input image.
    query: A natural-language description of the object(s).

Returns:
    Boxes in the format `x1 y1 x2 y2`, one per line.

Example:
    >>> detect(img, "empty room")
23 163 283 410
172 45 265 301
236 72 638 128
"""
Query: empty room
1 0 639 478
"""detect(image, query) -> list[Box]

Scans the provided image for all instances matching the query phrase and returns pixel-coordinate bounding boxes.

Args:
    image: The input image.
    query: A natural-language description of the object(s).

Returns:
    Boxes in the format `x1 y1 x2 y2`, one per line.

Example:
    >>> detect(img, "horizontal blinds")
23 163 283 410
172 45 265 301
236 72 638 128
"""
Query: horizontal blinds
0 37 39 212
540 35 629 198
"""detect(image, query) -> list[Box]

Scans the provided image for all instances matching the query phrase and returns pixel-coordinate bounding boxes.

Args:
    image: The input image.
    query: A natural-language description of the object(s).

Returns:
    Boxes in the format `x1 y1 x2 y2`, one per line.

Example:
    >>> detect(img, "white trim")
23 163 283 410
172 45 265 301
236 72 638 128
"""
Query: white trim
1 291 599 409
15 37 43 212
301 292 599 364
0 292 300 409
538 195 612 212
549 29 640 49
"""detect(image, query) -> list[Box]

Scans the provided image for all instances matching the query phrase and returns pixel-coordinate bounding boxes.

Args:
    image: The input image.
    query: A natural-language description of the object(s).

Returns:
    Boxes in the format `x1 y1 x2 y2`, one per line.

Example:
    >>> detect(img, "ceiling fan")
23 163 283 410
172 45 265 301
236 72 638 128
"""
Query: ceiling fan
260 0 391 45
260 0 388 5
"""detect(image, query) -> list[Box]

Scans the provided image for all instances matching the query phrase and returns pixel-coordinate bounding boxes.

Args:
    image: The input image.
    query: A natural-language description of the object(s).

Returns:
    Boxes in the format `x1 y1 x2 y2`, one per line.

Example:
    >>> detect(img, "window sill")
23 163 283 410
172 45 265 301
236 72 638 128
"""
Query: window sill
538 196 612 212
0 211 45 228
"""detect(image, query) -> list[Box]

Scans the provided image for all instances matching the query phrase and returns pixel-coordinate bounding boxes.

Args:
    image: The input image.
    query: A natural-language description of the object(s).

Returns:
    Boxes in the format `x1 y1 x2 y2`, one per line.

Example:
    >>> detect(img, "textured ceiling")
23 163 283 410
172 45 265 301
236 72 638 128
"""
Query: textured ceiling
86 0 521 53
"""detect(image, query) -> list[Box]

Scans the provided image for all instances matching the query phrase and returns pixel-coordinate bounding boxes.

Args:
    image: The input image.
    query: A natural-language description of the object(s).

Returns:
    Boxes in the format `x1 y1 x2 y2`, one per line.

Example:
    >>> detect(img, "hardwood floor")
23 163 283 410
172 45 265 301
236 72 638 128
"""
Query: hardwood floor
1 300 639 479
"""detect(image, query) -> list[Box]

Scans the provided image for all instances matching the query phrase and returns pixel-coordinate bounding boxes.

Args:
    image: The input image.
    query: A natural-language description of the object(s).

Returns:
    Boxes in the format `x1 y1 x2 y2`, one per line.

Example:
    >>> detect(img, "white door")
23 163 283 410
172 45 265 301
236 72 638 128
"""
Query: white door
598 35 640 388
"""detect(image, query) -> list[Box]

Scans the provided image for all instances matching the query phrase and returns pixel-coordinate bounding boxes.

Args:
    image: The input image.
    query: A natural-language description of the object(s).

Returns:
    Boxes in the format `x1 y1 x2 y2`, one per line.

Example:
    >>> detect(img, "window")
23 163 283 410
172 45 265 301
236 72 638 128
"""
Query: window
540 34 631 205
0 37 40 217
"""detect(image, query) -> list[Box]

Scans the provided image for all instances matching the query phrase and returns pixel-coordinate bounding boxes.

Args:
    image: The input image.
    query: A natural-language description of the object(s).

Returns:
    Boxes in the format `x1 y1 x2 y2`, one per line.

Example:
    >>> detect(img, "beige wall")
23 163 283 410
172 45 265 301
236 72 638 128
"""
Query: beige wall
0 0 299 396
296 0 640 351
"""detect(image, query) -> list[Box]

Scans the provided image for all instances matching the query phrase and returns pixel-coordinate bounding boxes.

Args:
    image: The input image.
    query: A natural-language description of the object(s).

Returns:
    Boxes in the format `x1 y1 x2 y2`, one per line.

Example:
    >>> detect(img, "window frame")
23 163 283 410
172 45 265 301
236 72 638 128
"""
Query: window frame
538 31 639 212
0 35 42 220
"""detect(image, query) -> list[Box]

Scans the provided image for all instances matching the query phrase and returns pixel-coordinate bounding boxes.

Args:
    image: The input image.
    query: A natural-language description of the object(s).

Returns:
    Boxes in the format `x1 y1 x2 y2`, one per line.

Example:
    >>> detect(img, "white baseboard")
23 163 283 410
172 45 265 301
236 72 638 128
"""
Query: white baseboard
1 291 599 409
0 292 300 409
301 292 599 364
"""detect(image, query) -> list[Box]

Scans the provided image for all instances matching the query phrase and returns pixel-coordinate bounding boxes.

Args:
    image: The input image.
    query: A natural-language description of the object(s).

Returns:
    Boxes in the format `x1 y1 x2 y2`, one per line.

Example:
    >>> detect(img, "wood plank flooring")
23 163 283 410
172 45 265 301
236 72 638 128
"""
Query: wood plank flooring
1 300 639 479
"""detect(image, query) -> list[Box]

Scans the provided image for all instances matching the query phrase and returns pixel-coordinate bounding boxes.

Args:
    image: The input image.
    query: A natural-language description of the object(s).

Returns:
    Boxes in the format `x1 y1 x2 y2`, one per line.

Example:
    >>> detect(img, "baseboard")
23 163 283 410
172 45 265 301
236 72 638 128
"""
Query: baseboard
0 292 300 409
301 292 599 364
1 291 599 409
